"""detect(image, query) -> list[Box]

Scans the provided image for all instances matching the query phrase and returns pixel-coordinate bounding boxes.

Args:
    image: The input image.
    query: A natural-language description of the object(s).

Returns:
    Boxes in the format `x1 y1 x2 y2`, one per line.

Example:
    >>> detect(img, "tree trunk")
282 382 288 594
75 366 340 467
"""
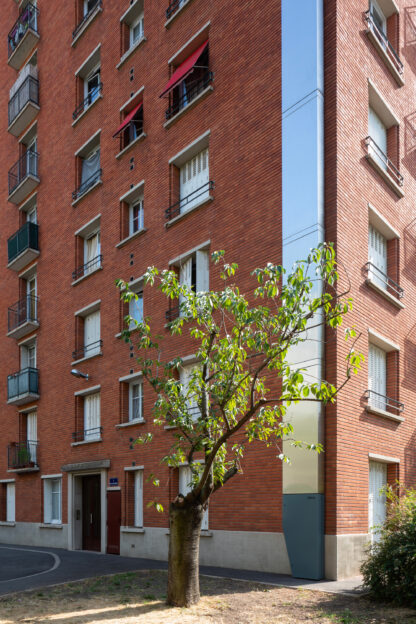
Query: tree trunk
167 498 203 607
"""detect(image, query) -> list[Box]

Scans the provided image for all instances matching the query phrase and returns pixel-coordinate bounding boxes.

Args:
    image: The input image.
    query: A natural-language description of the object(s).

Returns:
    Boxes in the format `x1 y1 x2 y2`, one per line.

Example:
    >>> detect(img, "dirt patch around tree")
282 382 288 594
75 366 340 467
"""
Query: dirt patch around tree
0 570 415 624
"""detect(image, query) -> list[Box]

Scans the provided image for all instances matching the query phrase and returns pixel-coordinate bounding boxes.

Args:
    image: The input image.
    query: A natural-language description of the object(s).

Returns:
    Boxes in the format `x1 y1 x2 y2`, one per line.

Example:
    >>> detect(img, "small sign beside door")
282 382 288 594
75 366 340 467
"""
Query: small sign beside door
109 477 118 487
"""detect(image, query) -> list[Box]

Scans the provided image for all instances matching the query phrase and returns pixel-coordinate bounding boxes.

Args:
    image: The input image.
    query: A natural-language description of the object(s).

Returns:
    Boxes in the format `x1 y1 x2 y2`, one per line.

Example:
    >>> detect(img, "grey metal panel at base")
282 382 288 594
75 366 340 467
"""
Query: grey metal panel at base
283 493 324 580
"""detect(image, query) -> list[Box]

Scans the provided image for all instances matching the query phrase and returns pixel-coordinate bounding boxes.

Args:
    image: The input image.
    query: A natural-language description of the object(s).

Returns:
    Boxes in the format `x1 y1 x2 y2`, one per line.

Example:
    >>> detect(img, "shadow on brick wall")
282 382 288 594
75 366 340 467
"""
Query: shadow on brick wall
402 7 416 74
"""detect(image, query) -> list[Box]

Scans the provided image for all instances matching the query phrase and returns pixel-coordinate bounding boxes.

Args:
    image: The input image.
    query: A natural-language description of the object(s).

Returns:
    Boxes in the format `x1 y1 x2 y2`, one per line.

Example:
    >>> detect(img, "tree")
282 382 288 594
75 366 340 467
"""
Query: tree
116 243 362 607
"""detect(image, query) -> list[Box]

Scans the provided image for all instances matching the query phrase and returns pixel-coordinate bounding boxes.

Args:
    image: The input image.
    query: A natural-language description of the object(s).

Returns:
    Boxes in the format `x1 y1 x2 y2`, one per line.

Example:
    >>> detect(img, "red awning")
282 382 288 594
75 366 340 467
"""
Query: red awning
113 102 143 138
159 40 208 98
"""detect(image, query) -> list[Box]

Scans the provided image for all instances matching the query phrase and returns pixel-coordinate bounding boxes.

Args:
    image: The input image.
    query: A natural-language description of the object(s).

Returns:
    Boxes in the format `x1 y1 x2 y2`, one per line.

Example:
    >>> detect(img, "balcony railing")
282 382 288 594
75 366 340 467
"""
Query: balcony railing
166 0 186 20
72 426 102 443
8 441 38 470
8 76 39 127
73 82 103 121
72 339 103 361
365 389 404 415
8 3 39 59
8 150 39 197
364 10 403 77
8 222 39 265
7 367 39 402
165 71 214 120
365 136 403 188
120 121 144 149
72 168 102 202
8 295 38 333
165 304 180 323
73 0 102 39
365 262 404 299
72 255 102 281
165 180 214 220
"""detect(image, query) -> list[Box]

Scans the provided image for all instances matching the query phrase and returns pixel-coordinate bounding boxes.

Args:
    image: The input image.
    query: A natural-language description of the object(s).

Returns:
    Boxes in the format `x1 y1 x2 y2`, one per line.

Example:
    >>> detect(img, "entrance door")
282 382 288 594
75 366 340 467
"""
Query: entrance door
82 475 101 551
107 490 121 555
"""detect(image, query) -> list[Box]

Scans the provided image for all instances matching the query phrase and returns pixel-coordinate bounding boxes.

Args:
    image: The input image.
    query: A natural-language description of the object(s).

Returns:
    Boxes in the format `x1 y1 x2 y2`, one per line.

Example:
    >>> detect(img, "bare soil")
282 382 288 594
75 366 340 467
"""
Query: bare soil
0 570 414 624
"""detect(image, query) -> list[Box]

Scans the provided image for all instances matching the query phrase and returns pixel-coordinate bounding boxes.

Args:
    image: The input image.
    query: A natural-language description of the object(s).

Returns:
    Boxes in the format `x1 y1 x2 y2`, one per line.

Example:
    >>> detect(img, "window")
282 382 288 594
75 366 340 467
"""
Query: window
6 483 15 523
113 102 144 153
368 226 387 291
73 215 102 281
131 13 144 46
365 0 403 83
119 0 145 62
84 231 101 275
21 340 36 370
180 149 209 213
130 199 143 235
73 131 101 203
367 333 402 420
129 291 143 329
368 343 387 411
119 182 145 243
44 477 62 525
129 380 143 422
369 461 387 543
26 411 37 464
84 310 101 357
23 273 37 323
180 363 201 420
178 466 208 529
84 392 101 440
134 470 143 527
84 0 99 17
85 67 101 107
368 107 387 169
167 247 209 320
73 46 101 121
370 0 387 35
366 205 402 304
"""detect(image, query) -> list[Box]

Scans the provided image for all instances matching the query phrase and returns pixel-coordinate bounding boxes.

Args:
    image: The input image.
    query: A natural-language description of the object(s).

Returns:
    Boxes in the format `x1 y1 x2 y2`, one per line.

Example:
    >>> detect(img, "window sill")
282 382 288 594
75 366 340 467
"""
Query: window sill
121 526 145 534
116 419 146 429
365 405 404 423
40 523 63 529
165 196 214 229
72 95 103 128
71 438 103 447
71 351 102 366
72 5 103 47
0 522 16 527
365 277 405 309
165 529 212 537
116 228 147 249
7 466 39 474
164 424 177 430
163 85 214 129
365 153 404 198
72 179 103 207
116 37 147 70
366 29 404 87
71 266 103 287
164 0 195 28
115 133 147 160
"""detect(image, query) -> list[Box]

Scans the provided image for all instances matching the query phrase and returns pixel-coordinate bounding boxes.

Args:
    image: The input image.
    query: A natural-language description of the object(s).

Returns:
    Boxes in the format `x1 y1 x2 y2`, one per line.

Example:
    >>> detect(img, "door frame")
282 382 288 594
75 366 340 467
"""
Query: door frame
67 469 107 553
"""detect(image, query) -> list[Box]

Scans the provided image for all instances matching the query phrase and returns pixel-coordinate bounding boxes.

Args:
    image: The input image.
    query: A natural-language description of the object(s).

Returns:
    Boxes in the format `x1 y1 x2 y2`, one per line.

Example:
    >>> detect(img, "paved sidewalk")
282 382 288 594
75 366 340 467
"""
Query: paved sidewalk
0 544 363 597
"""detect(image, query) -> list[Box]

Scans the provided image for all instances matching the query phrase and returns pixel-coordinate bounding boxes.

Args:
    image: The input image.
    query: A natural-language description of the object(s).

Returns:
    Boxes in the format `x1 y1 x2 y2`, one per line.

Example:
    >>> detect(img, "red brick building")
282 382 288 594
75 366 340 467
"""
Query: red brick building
0 0 414 580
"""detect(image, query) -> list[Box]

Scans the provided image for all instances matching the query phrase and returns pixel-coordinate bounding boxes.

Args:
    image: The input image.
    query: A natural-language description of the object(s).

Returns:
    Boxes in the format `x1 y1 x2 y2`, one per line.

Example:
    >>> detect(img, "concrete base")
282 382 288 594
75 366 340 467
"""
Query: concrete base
325 534 369 580
0 522 68 549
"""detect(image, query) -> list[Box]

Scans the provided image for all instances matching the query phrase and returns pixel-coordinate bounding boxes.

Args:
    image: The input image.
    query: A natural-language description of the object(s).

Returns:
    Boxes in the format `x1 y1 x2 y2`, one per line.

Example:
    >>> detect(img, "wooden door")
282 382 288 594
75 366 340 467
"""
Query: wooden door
82 475 101 551
107 490 121 555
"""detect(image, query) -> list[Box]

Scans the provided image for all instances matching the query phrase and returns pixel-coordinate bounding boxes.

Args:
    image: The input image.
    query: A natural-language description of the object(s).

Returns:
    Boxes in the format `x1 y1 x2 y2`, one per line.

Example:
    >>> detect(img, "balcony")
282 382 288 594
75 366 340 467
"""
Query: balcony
165 71 214 122
165 180 214 222
365 262 404 308
365 389 404 423
7 295 39 339
8 441 38 472
8 3 39 70
365 136 404 197
72 82 103 122
8 75 39 137
166 0 186 20
7 367 39 406
364 10 404 86
72 426 102 444
72 0 102 43
72 339 103 363
7 222 39 272
8 150 40 205
72 254 102 282
72 168 102 204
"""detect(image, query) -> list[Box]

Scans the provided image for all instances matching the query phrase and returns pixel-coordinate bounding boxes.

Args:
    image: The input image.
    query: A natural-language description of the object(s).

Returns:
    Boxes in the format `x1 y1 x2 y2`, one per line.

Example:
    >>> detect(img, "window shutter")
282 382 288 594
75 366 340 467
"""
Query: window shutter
179 257 193 309
196 250 209 292
368 344 387 410
369 461 387 542
179 149 210 212
134 470 143 527
179 466 192 496
44 479 51 524
368 108 387 166
27 412 37 464
84 311 100 355
368 226 387 289
6 483 15 523
84 393 100 439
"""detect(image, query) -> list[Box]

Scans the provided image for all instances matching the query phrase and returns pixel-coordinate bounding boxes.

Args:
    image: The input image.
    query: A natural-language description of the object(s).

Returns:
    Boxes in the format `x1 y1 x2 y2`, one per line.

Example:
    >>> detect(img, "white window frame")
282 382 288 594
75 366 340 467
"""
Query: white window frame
129 380 143 422
43 476 62 525
6 483 15 523
129 197 144 236
128 290 143 329
370 0 387 34
130 12 144 47
134 469 144 527
83 309 101 357
84 392 101 441
179 465 208 530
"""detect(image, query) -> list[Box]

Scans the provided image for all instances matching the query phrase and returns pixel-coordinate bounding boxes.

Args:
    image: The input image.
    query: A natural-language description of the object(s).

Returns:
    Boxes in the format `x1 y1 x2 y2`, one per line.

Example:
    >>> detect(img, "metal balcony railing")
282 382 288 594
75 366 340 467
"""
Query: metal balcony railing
73 0 102 39
8 150 39 196
72 339 102 361
166 0 186 19
73 82 103 121
8 3 39 59
165 71 214 120
365 136 403 187
8 368 39 401
72 255 102 281
364 10 403 77
120 121 144 147
8 295 39 333
165 304 180 322
365 262 404 299
72 168 102 202
8 440 38 470
8 76 39 127
8 222 39 265
72 426 102 443
365 389 404 415
165 180 214 220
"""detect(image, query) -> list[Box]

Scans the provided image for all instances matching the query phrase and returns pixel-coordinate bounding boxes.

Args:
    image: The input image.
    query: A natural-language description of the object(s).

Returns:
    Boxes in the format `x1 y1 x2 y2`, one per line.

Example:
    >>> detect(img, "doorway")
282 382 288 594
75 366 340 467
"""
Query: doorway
82 474 101 551
106 490 121 555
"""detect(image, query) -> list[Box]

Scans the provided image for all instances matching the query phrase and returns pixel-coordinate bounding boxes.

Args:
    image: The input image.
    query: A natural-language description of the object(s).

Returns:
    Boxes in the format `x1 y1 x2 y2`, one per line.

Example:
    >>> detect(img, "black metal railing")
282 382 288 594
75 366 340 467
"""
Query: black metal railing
73 82 103 121
72 168 102 202
165 180 214 220
120 120 144 148
8 222 39 265
73 0 102 39
72 255 102 281
8 76 39 127
8 441 38 469
72 426 102 443
72 339 102 361
364 10 403 76
8 150 39 196
8 3 39 59
365 389 404 415
365 262 404 299
365 136 403 187
165 304 180 322
8 295 39 333
166 0 186 19
8 368 39 401
165 71 214 120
